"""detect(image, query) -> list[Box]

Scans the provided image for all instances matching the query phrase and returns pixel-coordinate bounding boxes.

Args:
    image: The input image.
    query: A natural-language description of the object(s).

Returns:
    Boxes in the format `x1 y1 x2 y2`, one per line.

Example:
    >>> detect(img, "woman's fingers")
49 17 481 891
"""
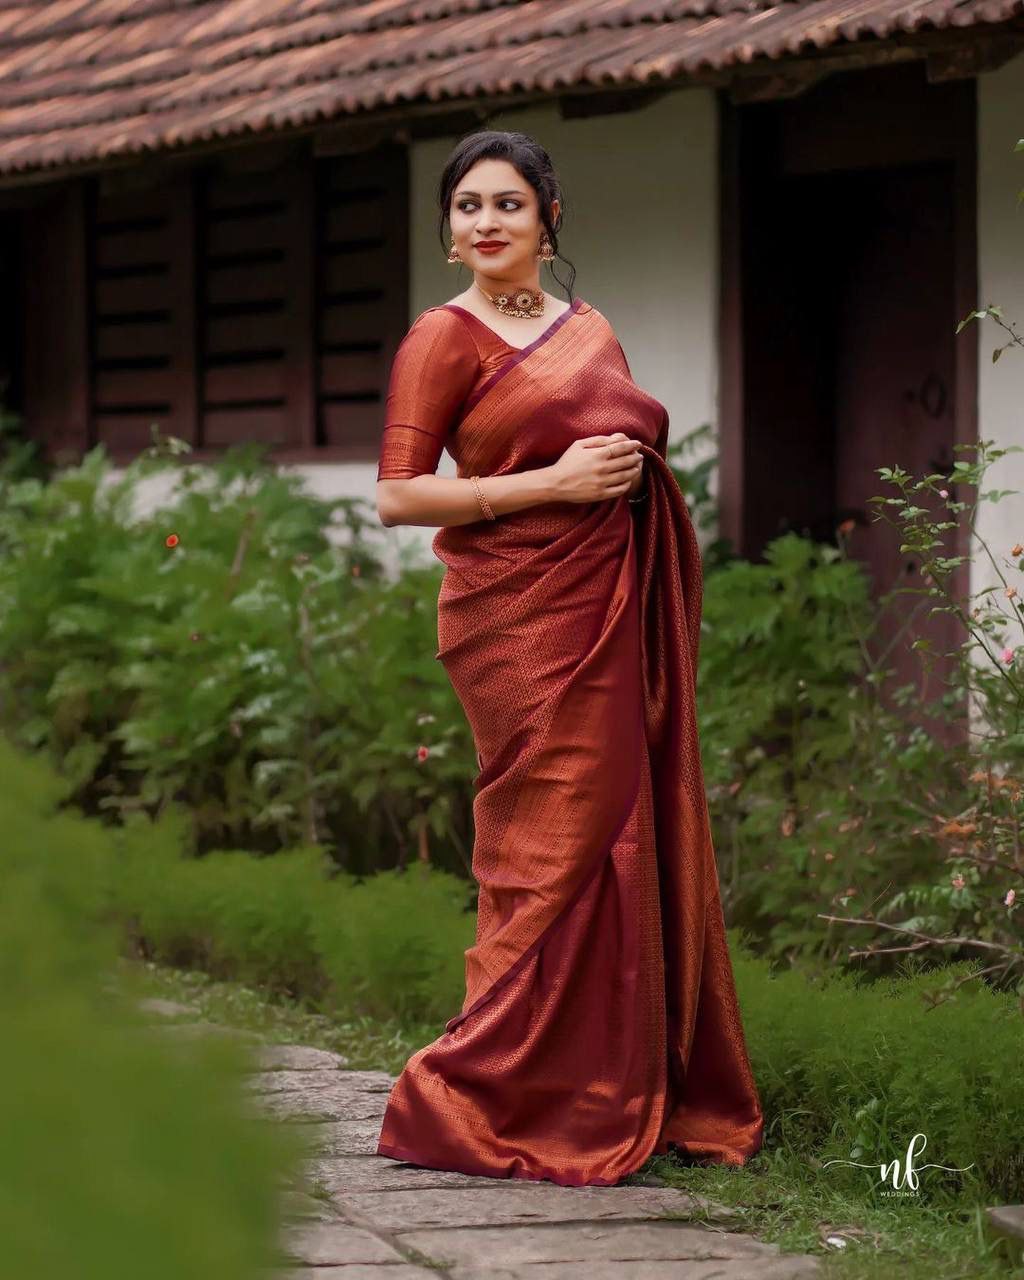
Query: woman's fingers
606 449 643 473
583 434 640 451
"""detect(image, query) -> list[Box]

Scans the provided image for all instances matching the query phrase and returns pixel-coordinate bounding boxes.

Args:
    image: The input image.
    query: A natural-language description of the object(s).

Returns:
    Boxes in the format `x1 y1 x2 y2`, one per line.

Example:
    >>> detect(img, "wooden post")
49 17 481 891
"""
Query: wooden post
23 181 90 461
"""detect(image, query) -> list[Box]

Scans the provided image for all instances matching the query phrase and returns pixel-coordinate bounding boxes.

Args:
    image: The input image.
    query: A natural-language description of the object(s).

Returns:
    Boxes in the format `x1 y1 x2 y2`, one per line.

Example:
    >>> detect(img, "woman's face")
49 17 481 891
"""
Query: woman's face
449 157 559 283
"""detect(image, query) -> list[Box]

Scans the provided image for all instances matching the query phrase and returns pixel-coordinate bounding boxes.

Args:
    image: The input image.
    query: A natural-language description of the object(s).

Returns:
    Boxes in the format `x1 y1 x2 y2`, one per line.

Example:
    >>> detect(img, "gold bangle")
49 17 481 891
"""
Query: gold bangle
470 474 496 521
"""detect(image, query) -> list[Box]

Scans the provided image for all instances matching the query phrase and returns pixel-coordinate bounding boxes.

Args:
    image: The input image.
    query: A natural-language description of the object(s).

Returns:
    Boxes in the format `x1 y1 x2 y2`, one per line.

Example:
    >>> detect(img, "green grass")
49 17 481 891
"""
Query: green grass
645 1149 1015 1279
114 954 436 1077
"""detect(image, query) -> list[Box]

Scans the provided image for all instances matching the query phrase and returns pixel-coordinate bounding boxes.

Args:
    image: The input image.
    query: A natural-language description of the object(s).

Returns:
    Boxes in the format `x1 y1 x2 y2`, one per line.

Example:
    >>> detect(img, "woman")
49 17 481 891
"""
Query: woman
374 130 764 1187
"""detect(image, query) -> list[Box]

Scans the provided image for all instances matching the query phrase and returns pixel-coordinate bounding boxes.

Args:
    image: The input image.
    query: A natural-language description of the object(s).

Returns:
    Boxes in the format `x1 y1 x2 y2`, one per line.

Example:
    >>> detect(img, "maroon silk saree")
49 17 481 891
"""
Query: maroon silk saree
375 297 764 1185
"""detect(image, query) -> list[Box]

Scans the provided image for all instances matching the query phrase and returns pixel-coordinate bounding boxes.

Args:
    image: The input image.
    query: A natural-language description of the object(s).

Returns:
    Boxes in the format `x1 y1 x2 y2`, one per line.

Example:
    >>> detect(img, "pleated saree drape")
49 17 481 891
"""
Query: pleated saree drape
374 297 764 1186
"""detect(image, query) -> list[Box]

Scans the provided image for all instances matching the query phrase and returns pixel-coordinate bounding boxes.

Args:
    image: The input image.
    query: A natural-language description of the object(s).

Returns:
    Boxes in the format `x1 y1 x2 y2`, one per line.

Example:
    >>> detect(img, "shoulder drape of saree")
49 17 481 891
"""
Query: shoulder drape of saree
376 301 764 1185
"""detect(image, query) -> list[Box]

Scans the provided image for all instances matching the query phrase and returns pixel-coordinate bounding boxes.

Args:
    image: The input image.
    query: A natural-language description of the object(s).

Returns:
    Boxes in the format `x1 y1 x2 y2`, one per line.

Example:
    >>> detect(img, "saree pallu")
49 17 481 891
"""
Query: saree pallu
376 298 764 1185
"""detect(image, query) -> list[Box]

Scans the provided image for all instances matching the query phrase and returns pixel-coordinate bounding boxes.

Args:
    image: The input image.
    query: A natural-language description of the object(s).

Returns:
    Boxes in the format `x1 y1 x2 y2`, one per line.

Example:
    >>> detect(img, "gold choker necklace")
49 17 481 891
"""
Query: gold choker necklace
474 279 545 318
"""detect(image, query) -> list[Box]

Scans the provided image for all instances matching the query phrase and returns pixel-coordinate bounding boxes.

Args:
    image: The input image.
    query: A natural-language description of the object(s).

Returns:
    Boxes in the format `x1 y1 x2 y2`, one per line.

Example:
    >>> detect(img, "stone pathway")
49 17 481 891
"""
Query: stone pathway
138 998 823 1279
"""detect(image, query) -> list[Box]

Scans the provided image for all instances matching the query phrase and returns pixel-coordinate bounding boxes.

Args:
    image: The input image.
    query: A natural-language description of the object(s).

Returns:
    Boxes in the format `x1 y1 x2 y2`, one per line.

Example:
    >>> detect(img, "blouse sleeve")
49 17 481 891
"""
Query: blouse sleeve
376 308 480 480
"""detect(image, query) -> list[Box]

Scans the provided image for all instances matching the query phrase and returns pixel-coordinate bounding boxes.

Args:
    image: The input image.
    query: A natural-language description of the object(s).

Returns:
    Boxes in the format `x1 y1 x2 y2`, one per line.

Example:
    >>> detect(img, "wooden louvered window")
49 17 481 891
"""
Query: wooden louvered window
89 183 196 453
198 163 313 449
71 144 408 462
316 145 409 450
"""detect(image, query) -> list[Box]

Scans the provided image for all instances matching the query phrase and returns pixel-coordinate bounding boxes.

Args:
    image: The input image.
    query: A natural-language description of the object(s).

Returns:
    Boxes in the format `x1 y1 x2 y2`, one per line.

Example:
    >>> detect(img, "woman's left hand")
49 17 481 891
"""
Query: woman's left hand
589 431 644 497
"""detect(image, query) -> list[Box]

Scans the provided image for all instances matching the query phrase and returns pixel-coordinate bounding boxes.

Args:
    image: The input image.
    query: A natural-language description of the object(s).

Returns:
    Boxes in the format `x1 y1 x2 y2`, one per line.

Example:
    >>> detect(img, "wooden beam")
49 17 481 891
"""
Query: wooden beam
560 87 671 120
165 178 199 446
729 68 830 104
284 159 316 450
950 76 978 659
927 35 1024 82
716 91 745 556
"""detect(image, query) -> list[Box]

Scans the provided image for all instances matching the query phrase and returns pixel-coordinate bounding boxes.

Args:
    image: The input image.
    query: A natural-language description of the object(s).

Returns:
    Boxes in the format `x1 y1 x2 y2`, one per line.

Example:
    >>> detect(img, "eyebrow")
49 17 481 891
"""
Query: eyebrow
454 189 528 198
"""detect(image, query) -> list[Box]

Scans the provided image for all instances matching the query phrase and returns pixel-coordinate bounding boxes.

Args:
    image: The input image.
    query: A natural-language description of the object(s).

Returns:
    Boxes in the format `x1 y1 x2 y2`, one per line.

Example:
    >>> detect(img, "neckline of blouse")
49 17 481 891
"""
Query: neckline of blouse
440 296 585 353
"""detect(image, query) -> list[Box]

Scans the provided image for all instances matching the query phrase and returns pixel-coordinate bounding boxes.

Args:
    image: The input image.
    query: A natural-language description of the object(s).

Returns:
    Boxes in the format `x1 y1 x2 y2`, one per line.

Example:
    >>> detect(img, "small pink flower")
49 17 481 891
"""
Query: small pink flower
951 873 966 890
938 489 948 500
1001 647 1015 665
416 744 429 762
1006 888 1016 908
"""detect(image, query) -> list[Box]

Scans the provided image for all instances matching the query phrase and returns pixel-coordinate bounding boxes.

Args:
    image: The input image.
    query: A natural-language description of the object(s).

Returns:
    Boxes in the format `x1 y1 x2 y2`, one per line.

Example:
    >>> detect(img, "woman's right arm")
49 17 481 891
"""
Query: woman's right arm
378 438 644 528
378 469 555 528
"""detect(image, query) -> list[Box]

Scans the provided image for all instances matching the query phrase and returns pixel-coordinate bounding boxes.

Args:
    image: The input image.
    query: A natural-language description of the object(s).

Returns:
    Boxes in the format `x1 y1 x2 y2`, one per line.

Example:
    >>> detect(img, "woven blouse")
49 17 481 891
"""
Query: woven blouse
377 305 537 481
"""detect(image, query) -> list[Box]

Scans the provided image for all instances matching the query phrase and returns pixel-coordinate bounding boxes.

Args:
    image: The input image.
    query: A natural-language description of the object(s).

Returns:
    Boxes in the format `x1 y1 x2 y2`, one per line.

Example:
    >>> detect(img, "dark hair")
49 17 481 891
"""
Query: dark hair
436 129 576 301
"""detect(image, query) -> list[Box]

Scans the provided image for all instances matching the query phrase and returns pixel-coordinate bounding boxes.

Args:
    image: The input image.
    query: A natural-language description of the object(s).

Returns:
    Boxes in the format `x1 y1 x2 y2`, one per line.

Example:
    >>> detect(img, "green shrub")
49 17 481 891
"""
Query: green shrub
0 735 308 1279
738 943 1024 1204
311 863 473 1024
0 440 474 868
699 533 964 961
107 814 476 1025
112 828 333 1001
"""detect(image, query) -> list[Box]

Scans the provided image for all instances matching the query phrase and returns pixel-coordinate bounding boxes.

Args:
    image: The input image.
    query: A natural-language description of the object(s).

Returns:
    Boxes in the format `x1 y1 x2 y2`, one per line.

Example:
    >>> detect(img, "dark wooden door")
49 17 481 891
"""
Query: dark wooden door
831 165 960 711
728 64 975 735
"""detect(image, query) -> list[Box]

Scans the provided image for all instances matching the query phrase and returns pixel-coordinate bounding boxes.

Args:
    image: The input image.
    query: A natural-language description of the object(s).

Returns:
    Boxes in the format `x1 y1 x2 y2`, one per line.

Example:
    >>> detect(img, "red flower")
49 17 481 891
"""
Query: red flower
165 533 179 548
416 745 430 762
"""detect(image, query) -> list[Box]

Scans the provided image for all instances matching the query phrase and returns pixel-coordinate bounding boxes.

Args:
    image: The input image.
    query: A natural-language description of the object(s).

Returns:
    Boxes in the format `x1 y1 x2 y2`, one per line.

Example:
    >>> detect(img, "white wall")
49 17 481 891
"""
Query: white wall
974 56 1024 614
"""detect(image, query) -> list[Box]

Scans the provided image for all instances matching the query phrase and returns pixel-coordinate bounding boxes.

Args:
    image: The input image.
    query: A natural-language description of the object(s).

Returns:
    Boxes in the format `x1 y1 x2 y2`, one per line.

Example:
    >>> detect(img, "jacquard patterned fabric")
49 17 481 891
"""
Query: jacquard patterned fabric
375 297 764 1185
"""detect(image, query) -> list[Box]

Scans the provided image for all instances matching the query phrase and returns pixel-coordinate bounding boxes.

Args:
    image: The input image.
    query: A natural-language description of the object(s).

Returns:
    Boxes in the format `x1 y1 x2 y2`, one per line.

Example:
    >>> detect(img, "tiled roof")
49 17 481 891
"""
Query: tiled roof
0 0 1020 177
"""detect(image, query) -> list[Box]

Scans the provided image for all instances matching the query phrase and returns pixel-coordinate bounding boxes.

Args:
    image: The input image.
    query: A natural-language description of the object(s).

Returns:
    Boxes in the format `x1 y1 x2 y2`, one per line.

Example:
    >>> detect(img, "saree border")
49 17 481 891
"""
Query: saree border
375 1136 625 1187
445 296 586 418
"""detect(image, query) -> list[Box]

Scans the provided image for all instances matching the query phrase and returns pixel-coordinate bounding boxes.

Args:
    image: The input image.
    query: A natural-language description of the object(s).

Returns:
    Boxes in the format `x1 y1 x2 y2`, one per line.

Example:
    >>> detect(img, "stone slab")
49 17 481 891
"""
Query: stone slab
295 1118 389 1157
449 1259 821 1279
986 1205 1024 1243
396 1221 810 1268
309 1153 512 1193
253 1094 385 1123
340 1184 725 1232
135 997 199 1018
254 1044 350 1071
246 1067 359 1095
278 1221 407 1266
248 1077 391 1123
278 1189 341 1223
